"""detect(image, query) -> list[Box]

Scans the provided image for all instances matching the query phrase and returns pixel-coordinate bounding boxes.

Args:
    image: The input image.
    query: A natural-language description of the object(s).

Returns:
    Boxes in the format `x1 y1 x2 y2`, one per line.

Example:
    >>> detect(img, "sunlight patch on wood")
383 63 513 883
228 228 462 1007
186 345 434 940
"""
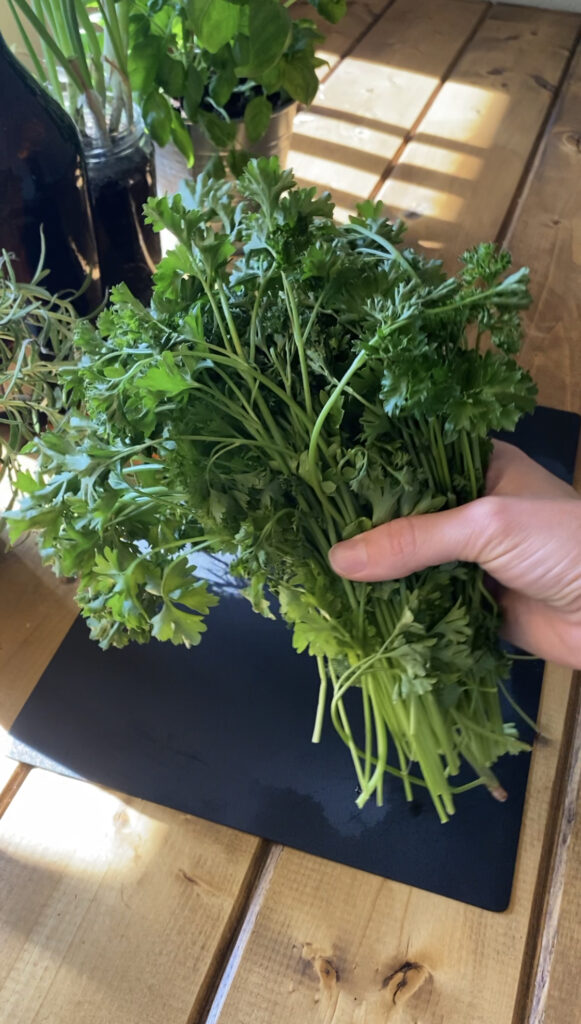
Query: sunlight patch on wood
0 771 163 875
421 81 511 149
381 181 466 224
397 142 484 182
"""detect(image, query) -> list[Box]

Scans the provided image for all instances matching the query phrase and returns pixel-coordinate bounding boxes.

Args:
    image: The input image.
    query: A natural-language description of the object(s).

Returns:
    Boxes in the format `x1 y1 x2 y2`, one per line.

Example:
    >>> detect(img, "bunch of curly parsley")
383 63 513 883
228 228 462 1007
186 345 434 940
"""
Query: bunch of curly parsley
7 159 537 819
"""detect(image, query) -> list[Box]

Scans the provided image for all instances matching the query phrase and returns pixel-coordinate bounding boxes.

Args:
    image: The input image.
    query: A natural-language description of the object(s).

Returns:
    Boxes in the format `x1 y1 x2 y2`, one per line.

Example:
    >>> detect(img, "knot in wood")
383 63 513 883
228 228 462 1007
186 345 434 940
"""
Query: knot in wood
381 961 429 1005
563 133 581 154
314 956 340 990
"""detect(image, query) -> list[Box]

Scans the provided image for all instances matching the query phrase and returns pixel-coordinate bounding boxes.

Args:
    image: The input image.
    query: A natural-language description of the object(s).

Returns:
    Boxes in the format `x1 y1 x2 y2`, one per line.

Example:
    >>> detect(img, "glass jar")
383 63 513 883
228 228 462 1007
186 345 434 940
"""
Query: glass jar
84 118 161 305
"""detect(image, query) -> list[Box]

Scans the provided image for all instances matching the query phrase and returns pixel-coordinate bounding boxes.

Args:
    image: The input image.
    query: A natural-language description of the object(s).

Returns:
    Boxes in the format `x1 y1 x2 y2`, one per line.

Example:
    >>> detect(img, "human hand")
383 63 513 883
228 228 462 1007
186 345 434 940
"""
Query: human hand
329 441 581 668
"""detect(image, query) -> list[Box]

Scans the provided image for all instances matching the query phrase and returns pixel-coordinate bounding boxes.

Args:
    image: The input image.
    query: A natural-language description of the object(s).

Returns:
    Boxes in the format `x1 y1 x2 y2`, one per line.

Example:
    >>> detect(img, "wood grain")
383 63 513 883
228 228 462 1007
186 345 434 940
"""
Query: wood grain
541 741 581 1024
288 0 487 216
522 676 581 1024
291 0 392 76
0 769 262 1024
505 43 581 414
377 4 580 265
0 537 77 731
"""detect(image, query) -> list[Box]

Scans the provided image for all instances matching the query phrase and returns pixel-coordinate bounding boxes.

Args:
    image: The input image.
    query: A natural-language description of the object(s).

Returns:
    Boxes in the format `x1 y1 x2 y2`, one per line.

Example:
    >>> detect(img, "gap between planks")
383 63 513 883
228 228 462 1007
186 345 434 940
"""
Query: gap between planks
370 5 581 243
0 761 30 819
367 2 493 202
318 0 398 88
185 841 282 1024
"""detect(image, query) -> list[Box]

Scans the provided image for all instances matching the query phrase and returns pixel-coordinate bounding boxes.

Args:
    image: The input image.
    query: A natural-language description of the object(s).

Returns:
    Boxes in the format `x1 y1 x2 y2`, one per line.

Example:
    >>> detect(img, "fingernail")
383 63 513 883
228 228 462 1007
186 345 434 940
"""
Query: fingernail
329 539 368 576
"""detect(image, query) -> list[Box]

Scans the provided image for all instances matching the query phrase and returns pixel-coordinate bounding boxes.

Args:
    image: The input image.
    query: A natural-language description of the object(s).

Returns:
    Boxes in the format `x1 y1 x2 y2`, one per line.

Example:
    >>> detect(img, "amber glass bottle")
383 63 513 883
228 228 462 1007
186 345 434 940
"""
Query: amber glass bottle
0 33 102 315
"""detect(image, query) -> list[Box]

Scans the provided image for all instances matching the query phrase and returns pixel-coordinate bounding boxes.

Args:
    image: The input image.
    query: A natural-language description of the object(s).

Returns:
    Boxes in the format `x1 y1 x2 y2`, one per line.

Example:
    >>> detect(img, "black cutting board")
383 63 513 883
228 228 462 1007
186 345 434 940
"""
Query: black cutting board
8 406 580 912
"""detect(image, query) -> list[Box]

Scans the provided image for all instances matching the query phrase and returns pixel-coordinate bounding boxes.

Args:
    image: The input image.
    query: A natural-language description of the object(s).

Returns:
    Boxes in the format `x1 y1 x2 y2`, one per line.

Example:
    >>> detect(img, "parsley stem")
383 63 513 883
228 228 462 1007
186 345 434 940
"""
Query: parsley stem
471 434 484 486
281 272 313 418
312 656 328 743
461 430 477 500
347 224 422 284
201 284 235 358
355 684 387 807
497 679 540 734
328 661 366 791
302 289 326 347
428 418 453 493
216 282 246 361
249 272 273 363
141 536 212 557
361 678 373 785
212 367 262 427
204 345 313 439
425 282 518 317
307 349 367 479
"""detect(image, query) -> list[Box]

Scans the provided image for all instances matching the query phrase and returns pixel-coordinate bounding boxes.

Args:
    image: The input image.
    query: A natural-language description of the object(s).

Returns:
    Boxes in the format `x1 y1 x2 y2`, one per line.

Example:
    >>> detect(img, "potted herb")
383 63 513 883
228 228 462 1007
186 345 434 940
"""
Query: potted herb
9 0 162 303
127 0 347 184
0 247 75 510
6 161 538 820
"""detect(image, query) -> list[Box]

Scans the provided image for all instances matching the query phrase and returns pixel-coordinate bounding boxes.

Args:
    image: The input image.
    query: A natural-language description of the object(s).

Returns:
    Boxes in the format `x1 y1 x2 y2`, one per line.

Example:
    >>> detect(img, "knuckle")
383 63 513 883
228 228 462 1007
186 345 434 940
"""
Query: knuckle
381 515 417 565
470 495 507 554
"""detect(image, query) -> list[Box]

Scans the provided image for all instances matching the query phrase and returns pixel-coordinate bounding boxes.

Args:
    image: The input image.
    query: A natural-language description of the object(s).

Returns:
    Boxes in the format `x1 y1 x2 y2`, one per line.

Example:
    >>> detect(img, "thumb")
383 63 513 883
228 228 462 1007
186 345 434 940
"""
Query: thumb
329 502 485 582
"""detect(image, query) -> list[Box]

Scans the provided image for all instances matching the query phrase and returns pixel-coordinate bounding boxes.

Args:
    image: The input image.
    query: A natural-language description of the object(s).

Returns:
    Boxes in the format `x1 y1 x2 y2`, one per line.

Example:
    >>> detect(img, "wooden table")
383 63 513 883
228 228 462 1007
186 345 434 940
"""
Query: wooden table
2 3 581 1021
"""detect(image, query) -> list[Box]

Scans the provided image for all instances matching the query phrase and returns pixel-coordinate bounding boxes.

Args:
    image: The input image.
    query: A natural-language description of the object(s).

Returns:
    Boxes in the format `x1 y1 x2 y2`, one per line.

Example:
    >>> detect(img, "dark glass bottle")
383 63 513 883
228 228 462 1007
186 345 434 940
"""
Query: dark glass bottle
0 33 102 316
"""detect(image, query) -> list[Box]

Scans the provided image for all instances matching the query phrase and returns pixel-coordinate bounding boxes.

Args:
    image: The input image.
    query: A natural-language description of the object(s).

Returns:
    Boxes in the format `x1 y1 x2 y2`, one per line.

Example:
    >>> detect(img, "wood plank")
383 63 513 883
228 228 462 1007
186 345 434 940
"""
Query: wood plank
525 677 581 1024
0 768 262 1024
0 537 77 732
376 4 580 265
541 763 581 1024
291 0 391 76
505 43 581 414
289 0 487 217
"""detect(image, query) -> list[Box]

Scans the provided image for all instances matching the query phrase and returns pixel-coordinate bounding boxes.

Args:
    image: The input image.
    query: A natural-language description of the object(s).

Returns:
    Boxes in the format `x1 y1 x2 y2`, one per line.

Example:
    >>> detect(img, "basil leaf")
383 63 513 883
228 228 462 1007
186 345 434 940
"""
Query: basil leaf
170 109 195 166
244 94 272 142
309 0 347 24
142 90 173 146
198 109 238 149
183 65 205 121
235 0 292 78
210 66 238 108
279 54 319 105
128 37 162 94
187 0 241 54
158 55 186 99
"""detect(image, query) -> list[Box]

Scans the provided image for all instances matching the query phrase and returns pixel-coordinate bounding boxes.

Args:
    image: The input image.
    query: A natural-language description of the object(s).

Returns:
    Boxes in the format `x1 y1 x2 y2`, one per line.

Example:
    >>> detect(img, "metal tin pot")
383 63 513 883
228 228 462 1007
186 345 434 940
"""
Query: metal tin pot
155 101 298 196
